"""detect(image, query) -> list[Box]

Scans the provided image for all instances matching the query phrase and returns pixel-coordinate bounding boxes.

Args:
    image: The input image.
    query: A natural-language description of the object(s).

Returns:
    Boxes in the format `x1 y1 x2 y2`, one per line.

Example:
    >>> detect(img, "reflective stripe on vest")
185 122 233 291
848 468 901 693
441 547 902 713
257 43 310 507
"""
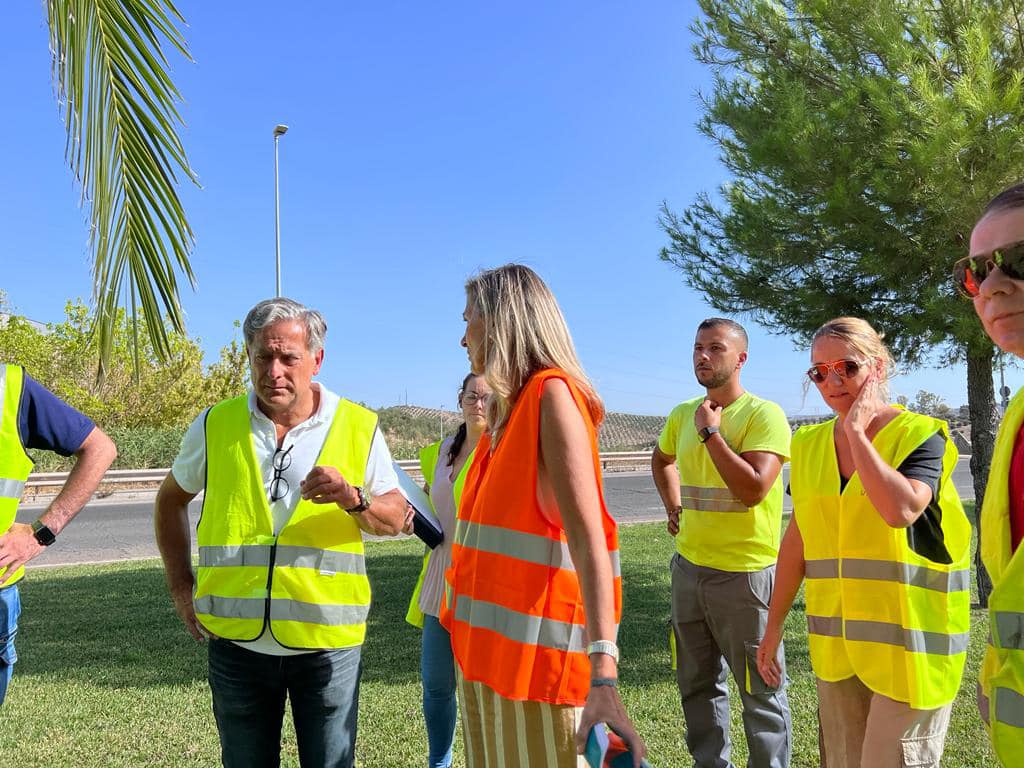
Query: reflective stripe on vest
453 593 585 653
807 614 843 637
679 484 747 513
455 519 622 577
0 478 25 499
996 687 1024 729
805 557 970 593
791 409 971 709
194 395 375 649
979 387 1024 763
993 610 1024 651
198 544 366 575
0 365 33 587
194 594 371 626
806 614 967 655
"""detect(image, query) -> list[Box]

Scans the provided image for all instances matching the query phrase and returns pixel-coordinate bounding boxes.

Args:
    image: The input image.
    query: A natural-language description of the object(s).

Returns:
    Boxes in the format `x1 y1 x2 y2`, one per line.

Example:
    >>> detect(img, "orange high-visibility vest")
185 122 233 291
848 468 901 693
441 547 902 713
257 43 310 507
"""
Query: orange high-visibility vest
440 368 621 705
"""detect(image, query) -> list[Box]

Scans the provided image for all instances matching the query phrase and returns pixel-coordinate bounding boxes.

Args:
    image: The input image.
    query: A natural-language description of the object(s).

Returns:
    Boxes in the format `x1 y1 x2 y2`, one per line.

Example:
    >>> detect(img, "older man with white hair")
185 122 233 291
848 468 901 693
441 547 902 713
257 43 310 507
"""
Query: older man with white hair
154 297 407 768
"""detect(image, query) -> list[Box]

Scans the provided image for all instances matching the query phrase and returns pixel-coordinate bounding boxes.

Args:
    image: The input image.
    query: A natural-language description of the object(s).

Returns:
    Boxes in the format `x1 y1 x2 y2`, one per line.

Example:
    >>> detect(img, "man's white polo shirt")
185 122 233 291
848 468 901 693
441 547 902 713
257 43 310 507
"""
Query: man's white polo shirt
171 382 399 655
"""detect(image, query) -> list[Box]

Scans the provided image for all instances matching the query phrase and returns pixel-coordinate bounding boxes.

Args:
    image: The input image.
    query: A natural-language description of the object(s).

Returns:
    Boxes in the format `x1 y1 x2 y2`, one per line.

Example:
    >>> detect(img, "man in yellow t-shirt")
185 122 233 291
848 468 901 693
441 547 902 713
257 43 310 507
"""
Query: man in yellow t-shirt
652 317 792 768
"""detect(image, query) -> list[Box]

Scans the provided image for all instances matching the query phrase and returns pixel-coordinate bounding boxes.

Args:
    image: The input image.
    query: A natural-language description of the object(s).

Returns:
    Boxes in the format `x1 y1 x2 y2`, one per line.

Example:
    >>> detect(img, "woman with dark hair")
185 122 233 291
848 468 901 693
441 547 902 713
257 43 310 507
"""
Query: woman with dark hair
406 372 490 768
757 316 970 768
440 264 644 767
956 183 1024 765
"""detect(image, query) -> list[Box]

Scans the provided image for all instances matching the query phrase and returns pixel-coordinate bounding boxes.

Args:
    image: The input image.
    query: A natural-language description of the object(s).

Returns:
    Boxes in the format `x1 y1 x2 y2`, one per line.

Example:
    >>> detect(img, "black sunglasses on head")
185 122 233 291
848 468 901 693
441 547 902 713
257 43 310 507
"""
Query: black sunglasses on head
952 241 1024 297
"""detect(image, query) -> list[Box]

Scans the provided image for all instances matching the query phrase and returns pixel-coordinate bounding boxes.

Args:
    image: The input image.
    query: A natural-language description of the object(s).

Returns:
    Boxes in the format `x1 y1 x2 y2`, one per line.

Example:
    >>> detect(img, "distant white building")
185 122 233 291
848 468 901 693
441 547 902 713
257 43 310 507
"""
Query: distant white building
0 313 48 333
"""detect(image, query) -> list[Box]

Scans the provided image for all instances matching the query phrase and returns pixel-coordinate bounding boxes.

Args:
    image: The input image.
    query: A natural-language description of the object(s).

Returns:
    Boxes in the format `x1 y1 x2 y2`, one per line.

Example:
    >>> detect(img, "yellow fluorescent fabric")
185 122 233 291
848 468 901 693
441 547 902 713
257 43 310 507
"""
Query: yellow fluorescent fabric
405 437 474 628
791 409 970 710
0 365 33 586
979 387 1024 765
194 394 376 649
658 391 790 571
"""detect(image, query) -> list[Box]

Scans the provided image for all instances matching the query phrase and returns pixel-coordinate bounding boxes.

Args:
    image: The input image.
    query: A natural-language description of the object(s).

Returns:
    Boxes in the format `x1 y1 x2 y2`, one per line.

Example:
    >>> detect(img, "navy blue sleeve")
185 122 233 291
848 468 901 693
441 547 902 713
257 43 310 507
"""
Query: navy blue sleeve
17 373 96 456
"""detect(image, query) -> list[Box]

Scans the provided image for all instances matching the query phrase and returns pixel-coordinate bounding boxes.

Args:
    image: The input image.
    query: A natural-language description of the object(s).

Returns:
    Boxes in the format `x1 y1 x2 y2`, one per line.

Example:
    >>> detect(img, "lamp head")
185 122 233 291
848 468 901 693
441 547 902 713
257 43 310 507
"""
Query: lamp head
273 124 289 137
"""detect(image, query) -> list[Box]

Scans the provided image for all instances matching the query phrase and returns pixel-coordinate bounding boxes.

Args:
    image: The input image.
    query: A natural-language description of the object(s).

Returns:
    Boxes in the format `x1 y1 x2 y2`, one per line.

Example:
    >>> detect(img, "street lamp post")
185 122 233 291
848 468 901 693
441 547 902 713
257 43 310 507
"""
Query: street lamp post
273 124 289 296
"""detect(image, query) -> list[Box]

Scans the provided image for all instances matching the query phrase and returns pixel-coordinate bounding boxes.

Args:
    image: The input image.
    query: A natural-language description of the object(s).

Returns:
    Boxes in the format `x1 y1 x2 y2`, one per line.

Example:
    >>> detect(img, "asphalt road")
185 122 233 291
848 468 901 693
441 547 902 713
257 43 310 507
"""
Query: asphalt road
17 457 976 568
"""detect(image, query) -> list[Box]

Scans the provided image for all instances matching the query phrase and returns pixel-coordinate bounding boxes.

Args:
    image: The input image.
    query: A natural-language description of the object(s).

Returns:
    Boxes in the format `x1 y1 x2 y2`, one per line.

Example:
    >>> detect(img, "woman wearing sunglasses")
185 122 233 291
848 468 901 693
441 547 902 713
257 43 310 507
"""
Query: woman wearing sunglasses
405 372 491 768
958 183 1024 765
756 316 970 768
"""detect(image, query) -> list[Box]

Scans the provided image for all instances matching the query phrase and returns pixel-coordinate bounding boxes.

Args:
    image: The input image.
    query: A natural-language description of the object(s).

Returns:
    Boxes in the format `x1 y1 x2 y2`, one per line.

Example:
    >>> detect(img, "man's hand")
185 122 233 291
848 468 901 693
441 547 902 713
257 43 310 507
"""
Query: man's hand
300 466 360 508
401 503 416 534
0 523 45 585
694 399 723 431
170 579 207 642
667 505 681 536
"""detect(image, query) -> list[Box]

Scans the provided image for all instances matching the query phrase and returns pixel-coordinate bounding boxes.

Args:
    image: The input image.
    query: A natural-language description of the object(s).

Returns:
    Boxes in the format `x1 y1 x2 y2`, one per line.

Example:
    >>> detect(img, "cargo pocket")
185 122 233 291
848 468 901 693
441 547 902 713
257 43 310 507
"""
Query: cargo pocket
743 639 781 695
900 731 945 767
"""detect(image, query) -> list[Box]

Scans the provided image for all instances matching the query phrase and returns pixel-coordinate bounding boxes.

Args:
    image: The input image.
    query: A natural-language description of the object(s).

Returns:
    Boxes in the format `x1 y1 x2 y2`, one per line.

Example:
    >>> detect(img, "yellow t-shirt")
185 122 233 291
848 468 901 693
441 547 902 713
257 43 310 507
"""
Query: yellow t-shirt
658 391 790 571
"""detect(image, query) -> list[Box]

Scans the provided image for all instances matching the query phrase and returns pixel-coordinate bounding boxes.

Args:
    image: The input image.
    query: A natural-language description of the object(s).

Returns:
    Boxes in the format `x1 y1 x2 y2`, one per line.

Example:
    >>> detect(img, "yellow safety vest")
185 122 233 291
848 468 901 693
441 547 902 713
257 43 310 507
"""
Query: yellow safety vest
0 365 33 586
791 408 970 709
194 394 377 649
671 394 788 571
405 437 473 628
979 387 1024 765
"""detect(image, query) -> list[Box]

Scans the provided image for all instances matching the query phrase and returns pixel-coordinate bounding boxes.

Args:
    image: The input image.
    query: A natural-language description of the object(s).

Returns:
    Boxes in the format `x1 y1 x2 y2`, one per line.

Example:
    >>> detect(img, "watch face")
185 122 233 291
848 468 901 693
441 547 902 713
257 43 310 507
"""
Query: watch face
32 522 56 546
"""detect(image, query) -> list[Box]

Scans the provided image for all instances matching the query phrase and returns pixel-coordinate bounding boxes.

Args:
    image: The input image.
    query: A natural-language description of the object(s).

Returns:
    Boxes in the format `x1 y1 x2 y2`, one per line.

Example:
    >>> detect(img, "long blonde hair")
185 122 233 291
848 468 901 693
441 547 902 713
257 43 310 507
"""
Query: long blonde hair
811 316 895 400
465 264 603 442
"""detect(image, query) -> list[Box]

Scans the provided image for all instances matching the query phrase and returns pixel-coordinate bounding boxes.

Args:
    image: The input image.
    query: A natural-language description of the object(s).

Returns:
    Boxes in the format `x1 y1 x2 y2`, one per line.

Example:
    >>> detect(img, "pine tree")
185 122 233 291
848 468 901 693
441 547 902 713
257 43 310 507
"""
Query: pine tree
661 0 1024 603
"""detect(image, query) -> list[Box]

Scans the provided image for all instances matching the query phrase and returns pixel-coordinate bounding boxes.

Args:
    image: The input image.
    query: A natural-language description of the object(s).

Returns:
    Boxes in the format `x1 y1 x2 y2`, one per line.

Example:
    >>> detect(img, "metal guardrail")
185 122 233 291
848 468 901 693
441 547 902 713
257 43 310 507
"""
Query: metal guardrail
23 452 654 496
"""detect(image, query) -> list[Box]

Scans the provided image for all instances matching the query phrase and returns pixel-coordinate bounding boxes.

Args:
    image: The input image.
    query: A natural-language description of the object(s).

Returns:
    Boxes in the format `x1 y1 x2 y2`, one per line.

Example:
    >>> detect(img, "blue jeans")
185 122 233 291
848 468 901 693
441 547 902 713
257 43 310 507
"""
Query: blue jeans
421 614 457 768
207 638 362 768
0 584 20 706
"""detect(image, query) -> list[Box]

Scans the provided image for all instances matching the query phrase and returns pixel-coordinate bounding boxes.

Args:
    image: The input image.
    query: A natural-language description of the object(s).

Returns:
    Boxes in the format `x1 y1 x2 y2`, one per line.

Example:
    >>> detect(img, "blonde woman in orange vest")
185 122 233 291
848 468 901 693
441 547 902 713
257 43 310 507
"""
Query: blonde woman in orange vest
756 317 970 768
440 263 645 767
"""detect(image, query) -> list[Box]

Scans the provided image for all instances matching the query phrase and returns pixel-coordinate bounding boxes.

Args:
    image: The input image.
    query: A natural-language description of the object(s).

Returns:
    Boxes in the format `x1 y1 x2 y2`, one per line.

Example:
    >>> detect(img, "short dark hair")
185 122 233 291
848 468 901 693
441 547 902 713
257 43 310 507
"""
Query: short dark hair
697 317 748 349
984 183 1024 216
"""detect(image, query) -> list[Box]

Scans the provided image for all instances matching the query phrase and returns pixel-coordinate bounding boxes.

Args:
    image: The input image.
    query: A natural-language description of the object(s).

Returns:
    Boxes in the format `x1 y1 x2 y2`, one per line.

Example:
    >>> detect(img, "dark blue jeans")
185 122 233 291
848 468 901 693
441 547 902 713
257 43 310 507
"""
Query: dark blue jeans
208 638 362 768
0 584 19 706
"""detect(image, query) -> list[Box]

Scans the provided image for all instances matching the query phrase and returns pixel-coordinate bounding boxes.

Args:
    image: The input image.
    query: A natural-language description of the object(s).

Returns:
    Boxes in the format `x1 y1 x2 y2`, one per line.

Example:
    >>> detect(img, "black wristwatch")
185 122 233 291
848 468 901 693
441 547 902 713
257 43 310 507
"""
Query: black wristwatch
31 520 56 547
698 425 720 443
345 486 371 515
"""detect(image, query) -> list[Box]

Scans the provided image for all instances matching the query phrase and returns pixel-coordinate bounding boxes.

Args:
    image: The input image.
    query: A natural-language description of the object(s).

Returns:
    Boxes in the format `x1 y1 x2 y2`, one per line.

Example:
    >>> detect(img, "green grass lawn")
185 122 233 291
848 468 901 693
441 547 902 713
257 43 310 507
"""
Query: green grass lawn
0 523 997 766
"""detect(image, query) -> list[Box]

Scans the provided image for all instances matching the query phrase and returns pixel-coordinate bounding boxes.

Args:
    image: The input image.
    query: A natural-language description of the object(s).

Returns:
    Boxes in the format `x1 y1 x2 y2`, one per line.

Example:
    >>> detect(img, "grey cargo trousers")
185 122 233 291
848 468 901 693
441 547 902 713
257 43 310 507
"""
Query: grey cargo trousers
670 553 792 768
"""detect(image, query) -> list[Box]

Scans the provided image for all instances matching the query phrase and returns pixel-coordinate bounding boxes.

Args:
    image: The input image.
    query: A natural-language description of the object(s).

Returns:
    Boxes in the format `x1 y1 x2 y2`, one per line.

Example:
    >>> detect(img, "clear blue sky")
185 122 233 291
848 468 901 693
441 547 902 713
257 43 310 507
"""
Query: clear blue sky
0 1 1001 417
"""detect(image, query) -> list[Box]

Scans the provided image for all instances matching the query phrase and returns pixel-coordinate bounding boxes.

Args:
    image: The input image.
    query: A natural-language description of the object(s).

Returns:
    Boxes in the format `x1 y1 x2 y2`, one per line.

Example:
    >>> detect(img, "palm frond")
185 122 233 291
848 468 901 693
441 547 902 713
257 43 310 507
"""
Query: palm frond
47 0 197 376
